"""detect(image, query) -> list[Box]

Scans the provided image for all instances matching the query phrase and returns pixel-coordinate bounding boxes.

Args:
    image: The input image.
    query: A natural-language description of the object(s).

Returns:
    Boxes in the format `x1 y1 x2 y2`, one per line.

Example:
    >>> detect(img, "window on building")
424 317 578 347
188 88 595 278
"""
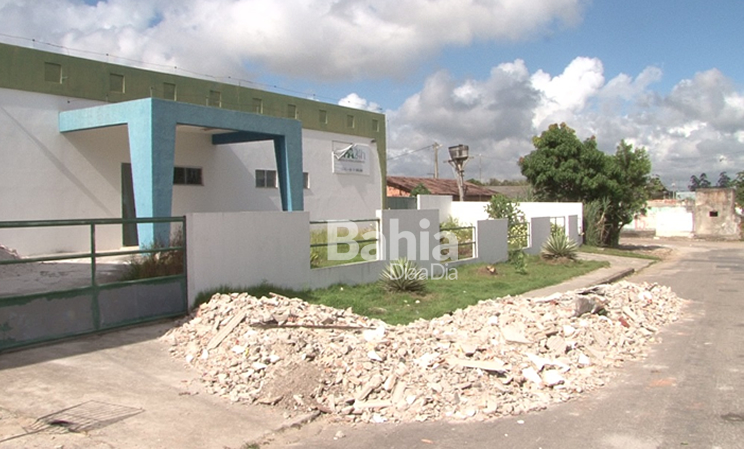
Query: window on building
173 166 203 185
110 73 125 93
319 109 328 124
163 83 177 101
287 104 297 119
346 114 355 128
253 98 263 114
255 170 308 188
372 119 380 132
709 211 719 217
44 62 62 83
256 169 277 188
208 90 221 107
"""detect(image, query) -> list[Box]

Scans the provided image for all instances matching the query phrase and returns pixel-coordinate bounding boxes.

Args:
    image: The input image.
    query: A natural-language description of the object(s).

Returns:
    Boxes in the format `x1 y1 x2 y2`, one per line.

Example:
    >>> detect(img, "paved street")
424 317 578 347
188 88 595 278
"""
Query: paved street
262 240 744 448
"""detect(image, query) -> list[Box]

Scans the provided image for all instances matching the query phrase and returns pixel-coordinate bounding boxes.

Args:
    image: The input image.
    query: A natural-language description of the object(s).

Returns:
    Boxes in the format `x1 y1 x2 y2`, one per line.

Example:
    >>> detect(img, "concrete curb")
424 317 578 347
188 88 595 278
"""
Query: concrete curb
592 267 636 286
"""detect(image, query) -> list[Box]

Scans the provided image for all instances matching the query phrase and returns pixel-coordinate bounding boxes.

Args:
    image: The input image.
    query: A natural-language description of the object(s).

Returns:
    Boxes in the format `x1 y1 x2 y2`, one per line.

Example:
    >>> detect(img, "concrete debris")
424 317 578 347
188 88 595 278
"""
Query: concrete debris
163 281 683 424
0 244 20 261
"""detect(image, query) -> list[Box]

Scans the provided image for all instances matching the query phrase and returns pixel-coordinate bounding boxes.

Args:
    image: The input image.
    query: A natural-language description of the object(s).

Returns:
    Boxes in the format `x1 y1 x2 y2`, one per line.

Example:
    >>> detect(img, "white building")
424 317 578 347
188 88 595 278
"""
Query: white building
0 43 386 255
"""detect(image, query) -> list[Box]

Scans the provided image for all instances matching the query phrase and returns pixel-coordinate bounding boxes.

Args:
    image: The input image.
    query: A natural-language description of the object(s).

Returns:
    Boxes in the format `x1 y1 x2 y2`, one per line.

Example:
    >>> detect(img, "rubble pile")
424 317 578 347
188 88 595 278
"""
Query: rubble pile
163 281 683 423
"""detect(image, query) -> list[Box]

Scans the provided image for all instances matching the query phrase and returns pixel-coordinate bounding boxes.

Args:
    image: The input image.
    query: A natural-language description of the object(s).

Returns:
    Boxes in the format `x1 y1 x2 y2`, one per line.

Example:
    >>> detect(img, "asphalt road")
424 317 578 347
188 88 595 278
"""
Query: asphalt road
264 240 744 448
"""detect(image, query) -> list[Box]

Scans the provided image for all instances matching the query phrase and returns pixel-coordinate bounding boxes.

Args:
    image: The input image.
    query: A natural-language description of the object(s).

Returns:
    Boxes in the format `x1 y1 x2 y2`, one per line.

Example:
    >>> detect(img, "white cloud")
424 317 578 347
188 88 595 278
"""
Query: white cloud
386 58 744 188
338 93 381 112
531 57 605 129
0 0 587 81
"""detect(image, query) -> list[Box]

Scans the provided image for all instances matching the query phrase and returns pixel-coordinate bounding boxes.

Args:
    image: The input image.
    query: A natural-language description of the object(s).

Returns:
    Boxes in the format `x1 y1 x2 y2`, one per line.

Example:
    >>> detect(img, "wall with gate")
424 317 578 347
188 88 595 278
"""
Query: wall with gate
186 210 509 308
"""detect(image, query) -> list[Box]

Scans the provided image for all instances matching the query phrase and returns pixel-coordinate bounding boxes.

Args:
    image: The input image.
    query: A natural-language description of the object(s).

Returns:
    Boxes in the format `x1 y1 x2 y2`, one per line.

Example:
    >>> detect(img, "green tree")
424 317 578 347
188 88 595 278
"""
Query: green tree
519 123 651 247
733 171 744 206
646 175 668 199
409 183 431 197
485 195 528 248
717 171 732 188
689 173 711 191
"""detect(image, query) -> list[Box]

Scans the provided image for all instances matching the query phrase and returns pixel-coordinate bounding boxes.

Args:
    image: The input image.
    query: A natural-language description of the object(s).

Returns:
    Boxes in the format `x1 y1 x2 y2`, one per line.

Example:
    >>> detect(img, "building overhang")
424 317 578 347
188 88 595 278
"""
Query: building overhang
59 98 304 246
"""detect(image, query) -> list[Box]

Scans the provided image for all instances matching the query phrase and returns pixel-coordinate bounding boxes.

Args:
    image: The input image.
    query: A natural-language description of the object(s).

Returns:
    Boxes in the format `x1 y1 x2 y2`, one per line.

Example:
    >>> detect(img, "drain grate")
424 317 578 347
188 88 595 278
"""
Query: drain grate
30 400 143 433
0 401 143 444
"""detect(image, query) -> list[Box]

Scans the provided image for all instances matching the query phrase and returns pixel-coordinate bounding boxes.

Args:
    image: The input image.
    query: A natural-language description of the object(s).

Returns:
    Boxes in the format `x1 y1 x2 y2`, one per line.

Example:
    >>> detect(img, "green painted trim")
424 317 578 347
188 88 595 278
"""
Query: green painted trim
0 42 387 194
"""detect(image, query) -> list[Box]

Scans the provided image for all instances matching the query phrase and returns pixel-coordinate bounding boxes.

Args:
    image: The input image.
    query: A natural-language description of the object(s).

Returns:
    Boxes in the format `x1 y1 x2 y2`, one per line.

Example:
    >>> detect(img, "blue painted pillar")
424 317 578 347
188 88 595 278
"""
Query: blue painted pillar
273 129 304 211
127 108 176 247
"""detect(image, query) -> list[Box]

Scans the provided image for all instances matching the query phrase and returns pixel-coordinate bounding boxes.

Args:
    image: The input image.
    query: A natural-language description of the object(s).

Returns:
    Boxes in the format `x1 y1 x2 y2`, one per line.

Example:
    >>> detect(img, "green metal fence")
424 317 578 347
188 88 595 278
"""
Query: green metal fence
439 225 476 260
309 218 380 268
0 217 187 352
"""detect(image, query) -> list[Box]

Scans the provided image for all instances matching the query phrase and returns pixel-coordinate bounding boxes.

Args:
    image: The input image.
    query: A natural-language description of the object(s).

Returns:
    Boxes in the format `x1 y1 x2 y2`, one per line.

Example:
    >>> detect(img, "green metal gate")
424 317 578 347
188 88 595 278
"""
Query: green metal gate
0 217 187 352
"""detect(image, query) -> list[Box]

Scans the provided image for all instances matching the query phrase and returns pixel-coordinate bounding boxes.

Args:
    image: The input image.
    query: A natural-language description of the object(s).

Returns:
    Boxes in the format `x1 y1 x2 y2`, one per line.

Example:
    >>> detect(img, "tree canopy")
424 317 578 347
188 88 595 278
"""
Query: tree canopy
519 123 651 247
688 173 711 191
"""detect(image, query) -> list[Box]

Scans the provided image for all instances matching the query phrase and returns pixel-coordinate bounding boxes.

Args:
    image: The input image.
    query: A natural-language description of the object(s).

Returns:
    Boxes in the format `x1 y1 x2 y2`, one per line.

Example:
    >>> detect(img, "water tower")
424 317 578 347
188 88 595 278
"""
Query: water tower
447 144 470 201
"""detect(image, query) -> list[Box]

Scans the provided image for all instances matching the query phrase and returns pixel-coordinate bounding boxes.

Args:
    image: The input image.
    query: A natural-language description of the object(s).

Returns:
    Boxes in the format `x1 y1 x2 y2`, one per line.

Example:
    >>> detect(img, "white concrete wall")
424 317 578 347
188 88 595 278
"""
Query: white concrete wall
475 218 508 263
525 217 552 255
302 130 382 221
186 211 312 306
379 209 441 267
656 209 694 237
0 89 383 255
439 199 583 236
0 89 123 254
186 209 509 307
519 203 583 236
417 195 453 223
450 201 489 225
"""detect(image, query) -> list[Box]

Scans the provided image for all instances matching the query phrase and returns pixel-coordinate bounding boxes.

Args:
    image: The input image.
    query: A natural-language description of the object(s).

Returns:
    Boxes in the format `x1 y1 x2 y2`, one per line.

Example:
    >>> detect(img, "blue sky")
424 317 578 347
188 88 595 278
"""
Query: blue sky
1 0 742 189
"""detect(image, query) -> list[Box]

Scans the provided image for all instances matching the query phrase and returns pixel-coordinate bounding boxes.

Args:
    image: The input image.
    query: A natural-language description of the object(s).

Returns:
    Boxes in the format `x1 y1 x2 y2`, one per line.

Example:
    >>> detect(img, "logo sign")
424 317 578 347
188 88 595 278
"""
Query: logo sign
332 142 370 175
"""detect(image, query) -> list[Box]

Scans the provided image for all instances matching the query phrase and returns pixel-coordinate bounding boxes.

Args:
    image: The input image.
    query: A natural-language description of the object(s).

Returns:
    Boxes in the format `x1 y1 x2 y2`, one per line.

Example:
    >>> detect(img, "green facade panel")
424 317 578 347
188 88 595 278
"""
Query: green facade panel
0 42 386 188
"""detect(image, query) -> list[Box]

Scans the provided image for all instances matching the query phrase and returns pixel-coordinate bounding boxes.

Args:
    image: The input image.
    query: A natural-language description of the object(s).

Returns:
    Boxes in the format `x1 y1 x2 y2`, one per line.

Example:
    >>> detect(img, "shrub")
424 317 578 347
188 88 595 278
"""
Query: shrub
439 216 473 260
509 248 528 274
485 195 528 248
122 229 184 280
541 230 579 260
379 258 426 293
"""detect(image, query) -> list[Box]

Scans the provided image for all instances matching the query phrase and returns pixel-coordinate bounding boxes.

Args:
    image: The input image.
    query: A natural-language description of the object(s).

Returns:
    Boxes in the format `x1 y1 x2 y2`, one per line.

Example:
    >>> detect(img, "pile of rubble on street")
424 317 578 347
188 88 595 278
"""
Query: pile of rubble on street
162 281 683 423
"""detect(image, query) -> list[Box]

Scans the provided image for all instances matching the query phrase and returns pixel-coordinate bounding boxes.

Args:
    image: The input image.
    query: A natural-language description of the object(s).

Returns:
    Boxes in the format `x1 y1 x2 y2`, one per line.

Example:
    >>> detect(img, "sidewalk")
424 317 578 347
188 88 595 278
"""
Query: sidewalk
0 322 288 449
518 252 655 299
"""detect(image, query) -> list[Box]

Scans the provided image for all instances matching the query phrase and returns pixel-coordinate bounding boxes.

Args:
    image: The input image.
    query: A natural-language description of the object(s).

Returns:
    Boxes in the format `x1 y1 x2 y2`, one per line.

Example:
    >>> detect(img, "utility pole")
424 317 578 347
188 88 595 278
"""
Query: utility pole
478 154 482 184
433 142 440 179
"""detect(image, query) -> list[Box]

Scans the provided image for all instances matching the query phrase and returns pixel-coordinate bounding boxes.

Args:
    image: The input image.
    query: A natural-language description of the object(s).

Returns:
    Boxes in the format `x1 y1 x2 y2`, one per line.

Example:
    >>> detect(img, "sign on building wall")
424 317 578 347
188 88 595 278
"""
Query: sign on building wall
332 142 370 175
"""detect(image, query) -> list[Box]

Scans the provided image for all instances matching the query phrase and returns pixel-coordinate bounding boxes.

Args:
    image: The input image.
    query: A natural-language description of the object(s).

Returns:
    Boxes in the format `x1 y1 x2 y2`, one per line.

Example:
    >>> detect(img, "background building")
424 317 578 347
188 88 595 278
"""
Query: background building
0 43 386 255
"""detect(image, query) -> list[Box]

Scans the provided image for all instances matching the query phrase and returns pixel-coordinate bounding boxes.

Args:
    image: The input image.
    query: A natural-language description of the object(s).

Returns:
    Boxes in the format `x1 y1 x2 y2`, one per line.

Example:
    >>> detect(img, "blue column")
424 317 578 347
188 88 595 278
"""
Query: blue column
127 108 176 247
273 128 304 211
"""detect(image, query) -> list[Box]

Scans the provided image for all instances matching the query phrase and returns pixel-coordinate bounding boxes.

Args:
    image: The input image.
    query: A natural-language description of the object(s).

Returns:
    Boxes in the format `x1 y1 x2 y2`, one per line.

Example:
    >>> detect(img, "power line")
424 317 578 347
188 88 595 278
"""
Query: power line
387 144 436 161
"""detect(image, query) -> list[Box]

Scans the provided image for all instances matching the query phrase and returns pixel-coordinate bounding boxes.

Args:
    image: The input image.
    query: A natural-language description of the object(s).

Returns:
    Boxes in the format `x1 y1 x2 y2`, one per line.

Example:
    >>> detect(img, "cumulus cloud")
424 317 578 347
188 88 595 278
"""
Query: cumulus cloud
386 59 744 188
338 93 381 112
0 0 587 81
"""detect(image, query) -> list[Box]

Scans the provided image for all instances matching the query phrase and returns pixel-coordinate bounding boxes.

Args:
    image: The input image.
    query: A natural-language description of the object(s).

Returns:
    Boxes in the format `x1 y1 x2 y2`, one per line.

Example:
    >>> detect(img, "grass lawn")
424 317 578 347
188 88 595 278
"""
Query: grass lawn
198 256 608 325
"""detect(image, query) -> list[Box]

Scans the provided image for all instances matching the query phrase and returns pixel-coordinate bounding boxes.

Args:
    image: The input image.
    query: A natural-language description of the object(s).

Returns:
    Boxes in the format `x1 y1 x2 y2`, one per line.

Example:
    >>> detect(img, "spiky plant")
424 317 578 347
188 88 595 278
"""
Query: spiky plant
541 231 579 260
379 258 427 293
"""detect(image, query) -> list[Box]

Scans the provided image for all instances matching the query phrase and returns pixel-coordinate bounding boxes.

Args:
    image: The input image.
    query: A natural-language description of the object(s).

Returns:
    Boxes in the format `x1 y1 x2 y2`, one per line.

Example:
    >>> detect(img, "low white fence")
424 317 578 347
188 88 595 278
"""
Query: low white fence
186 210 509 308
186 198 581 308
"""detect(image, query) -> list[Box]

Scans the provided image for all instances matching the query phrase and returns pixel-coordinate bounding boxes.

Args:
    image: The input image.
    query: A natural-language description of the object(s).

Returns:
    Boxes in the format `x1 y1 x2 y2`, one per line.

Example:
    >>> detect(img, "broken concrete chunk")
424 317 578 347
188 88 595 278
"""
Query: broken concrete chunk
522 367 543 387
574 296 605 317
500 324 531 344
542 370 565 387
447 357 508 373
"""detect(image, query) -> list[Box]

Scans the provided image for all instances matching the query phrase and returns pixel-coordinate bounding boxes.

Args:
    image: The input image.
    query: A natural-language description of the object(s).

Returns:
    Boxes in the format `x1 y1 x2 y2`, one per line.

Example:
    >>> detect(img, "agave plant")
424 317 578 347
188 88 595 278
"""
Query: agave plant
541 231 579 260
379 258 427 293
